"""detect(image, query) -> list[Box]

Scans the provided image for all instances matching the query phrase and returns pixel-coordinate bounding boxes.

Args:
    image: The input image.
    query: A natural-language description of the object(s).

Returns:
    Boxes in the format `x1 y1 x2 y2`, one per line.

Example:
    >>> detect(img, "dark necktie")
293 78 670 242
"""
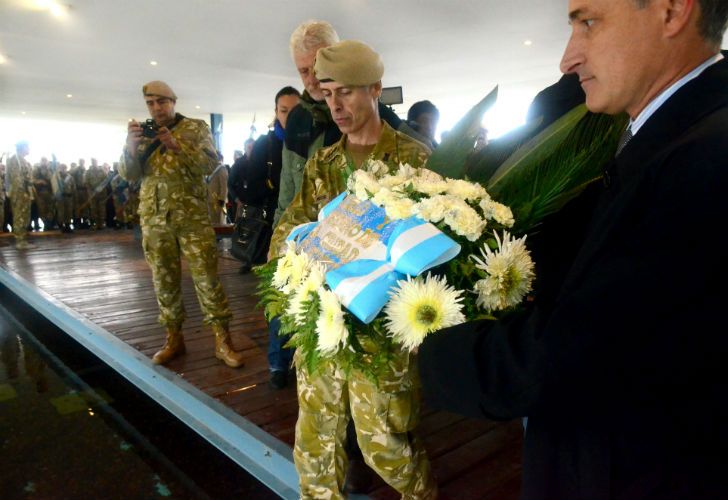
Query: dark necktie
615 126 633 156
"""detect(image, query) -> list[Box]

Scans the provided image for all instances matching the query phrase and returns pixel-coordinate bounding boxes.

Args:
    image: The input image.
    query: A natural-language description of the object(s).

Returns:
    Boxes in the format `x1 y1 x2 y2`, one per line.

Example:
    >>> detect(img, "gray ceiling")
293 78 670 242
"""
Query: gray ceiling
1 0 574 130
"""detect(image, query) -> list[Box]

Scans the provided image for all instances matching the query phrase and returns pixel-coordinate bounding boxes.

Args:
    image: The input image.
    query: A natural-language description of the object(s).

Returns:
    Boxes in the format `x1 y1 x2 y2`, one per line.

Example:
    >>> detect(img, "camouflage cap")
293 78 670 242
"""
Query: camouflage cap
314 40 383 86
142 80 177 101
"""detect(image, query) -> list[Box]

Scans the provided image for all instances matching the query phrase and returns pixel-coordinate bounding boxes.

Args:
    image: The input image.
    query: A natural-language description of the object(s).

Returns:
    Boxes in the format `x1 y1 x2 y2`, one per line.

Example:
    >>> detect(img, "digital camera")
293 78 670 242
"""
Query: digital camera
140 119 159 138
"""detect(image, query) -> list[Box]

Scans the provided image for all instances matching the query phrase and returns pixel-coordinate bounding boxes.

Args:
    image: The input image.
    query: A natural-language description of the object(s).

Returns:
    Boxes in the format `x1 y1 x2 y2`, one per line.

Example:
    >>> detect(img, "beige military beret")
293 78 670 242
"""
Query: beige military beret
142 80 177 101
314 40 384 86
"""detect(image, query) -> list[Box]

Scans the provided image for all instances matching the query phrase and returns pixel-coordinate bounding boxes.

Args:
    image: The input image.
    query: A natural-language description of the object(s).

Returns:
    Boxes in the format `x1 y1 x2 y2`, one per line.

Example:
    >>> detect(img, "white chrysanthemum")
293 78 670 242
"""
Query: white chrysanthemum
315 288 348 355
273 243 314 294
378 174 409 190
479 199 515 227
384 197 416 220
349 170 381 201
384 274 466 351
445 179 489 201
471 231 535 312
413 195 450 224
287 262 327 325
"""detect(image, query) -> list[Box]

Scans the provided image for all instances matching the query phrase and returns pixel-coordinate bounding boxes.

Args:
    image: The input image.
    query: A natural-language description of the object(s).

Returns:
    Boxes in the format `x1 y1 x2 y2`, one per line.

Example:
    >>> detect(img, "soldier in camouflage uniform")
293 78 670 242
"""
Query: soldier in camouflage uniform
32 157 55 230
125 178 141 228
272 41 437 500
119 80 244 369
6 141 35 249
70 159 90 228
110 166 129 228
51 163 76 233
84 158 108 230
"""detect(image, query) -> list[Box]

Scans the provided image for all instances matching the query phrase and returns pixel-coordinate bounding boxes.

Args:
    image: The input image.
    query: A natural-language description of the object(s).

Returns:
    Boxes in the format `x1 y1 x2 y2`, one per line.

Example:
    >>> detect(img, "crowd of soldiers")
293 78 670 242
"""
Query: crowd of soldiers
0 153 141 236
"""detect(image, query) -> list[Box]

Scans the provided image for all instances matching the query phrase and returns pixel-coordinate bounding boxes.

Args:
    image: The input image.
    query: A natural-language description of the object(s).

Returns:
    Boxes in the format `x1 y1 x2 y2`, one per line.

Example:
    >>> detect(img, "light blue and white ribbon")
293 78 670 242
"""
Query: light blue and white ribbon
285 193 461 324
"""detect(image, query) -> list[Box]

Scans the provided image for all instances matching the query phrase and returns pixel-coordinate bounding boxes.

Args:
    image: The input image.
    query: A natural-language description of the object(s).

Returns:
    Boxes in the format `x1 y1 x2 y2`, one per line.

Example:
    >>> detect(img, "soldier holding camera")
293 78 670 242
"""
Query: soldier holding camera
119 80 244 369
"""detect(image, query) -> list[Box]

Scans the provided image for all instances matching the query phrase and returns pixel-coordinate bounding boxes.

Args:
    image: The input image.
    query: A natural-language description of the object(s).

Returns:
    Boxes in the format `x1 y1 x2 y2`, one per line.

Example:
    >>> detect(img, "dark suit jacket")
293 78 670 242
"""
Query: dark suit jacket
419 53 728 499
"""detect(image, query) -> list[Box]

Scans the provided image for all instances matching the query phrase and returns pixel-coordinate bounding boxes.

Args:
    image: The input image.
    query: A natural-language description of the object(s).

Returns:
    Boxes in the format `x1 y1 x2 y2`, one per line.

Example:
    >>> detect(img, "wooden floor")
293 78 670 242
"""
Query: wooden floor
0 229 523 499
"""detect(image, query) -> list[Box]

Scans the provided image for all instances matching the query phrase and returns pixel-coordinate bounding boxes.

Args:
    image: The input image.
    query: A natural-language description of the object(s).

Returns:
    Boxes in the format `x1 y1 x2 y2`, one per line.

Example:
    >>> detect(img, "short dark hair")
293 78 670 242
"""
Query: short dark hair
275 86 301 107
407 100 440 122
634 0 727 45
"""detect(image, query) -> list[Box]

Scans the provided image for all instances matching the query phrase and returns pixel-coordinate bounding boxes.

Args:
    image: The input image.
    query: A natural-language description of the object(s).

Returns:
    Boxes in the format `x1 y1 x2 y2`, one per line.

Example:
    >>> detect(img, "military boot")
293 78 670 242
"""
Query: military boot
212 323 245 368
152 327 186 365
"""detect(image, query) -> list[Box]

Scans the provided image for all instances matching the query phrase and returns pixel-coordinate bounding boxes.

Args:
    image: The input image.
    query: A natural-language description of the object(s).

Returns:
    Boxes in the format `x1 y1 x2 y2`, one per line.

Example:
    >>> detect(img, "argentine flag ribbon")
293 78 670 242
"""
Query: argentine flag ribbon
326 216 461 323
286 193 461 324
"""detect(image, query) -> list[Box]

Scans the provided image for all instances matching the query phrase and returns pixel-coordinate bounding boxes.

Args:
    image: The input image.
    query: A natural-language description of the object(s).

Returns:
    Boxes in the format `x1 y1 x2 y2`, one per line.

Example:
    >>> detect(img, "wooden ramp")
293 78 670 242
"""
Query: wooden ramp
0 229 522 499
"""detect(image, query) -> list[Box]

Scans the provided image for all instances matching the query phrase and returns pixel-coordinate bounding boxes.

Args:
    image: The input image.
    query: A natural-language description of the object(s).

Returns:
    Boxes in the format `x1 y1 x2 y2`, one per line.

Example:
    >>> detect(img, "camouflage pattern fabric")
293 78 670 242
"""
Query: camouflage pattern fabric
125 179 140 225
6 154 34 242
110 174 128 224
32 164 55 228
206 164 228 224
84 165 108 228
279 122 436 498
270 121 431 258
119 116 231 328
294 346 437 499
70 165 89 220
51 170 76 226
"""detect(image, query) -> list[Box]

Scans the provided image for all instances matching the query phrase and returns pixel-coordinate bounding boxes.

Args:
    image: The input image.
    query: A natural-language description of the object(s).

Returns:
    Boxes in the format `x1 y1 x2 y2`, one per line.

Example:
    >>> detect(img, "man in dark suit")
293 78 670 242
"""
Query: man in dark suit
418 1 728 499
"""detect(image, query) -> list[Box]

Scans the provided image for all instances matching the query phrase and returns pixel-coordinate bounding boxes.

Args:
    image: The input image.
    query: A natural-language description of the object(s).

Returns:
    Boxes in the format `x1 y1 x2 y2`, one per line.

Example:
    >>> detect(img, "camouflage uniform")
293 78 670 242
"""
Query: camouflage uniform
206 163 228 224
118 114 232 329
70 164 89 224
84 164 108 229
51 169 76 227
125 179 141 226
32 163 55 229
110 173 129 226
6 154 34 244
273 122 437 499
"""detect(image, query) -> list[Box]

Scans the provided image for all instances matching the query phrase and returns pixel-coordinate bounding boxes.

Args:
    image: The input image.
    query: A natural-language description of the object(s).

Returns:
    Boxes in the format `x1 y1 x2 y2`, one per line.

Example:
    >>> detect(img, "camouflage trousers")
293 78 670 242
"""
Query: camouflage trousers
75 188 89 219
35 190 55 227
141 217 232 328
88 193 106 228
10 193 31 242
56 195 74 226
294 353 437 499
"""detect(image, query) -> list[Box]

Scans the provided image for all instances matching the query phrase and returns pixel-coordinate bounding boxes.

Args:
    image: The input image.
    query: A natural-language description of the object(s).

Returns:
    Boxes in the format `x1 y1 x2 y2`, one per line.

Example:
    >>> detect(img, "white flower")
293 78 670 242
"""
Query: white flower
366 159 390 178
471 231 535 312
384 274 466 351
445 179 489 201
479 199 515 227
415 168 444 183
272 243 313 294
287 262 326 325
315 288 348 355
413 195 450 224
348 170 381 201
397 163 418 179
412 177 449 196
444 203 486 242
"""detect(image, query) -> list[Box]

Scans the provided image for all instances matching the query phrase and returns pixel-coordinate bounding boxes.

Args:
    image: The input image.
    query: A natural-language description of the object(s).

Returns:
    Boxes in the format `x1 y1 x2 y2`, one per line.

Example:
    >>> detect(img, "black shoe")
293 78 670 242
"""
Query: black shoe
269 370 288 389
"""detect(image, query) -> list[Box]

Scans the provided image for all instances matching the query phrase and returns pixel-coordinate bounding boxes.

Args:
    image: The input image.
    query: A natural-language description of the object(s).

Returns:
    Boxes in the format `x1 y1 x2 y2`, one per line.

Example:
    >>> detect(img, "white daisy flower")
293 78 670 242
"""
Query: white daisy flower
384 274 466 351
315 288 349 355
273 243 313 294
471 231 535 312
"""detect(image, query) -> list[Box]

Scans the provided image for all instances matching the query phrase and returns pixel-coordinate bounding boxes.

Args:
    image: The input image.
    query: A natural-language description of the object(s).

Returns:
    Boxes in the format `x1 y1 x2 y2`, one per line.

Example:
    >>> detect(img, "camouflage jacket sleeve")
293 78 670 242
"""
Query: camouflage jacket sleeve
120 117 217 182
269 121 431 259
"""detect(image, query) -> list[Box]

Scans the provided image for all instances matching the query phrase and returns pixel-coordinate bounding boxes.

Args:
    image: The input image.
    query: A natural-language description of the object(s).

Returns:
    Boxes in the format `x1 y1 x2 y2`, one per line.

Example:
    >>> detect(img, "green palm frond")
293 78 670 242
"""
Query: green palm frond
486 106 627 232
426 86 498 178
